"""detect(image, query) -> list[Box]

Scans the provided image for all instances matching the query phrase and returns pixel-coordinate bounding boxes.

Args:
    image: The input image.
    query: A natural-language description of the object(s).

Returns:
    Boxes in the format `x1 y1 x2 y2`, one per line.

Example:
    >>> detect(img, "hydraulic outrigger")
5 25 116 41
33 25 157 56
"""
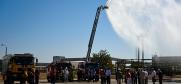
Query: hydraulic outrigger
86 5 108 62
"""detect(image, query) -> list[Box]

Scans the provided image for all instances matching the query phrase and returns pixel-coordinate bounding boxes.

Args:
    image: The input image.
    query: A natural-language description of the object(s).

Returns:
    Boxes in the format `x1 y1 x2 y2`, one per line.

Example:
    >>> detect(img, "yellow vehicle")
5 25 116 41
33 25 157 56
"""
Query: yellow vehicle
2 53 37 84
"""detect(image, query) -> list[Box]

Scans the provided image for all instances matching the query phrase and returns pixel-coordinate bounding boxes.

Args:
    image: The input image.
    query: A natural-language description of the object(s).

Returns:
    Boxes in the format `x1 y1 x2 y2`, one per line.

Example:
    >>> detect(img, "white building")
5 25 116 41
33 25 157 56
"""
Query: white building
152 55 181 75
53 56 65 62
152 55 181 64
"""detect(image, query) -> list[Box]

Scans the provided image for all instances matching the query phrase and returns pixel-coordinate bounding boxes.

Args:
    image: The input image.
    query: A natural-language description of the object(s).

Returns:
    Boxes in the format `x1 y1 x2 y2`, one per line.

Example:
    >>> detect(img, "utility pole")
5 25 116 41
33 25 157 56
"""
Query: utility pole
1 43 7 56
142 39 144 68
137 36 141 67
137 47 140 66
5 46 7 56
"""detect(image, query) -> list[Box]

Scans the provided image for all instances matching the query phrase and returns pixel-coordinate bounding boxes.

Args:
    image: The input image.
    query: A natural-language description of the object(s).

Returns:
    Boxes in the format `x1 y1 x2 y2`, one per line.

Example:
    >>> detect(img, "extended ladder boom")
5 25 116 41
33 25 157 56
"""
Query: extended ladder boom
86 5 108 62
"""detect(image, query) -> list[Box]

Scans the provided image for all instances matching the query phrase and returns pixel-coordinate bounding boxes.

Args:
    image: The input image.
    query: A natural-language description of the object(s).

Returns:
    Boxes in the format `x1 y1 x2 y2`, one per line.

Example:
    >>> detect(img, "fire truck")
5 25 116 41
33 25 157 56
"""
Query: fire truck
47 61 73 82
2 53 37 84
76 4 107 82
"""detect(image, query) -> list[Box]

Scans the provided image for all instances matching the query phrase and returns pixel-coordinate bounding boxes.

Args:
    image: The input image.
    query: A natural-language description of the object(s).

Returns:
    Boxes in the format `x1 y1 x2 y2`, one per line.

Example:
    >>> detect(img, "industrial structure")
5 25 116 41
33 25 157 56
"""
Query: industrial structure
152 55 181 75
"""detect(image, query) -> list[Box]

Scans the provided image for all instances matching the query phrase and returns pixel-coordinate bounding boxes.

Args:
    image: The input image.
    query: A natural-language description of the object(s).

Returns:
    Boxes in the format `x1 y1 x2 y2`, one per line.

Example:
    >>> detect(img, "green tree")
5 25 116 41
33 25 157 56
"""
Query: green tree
91 50 113 69
131 61 144 69
116 61 126 74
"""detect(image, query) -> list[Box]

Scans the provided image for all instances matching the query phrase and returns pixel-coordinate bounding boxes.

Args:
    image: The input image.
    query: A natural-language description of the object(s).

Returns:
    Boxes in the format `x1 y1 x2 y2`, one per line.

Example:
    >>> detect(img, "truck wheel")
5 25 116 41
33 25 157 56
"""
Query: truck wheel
20 80 26 84
9 80 14 84
4 80 7 84
4 80 13 84
47 76 51 82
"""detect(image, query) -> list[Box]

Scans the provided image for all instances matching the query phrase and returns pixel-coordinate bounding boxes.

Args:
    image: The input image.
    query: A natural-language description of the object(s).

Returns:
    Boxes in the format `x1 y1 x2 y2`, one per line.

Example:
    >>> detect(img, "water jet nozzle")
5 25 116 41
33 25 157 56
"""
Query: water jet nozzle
103 5 109 9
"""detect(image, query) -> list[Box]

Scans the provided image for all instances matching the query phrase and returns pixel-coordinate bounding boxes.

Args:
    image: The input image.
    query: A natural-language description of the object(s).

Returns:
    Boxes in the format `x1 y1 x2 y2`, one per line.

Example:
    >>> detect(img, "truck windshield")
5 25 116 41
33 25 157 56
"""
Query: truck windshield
14 57 34 65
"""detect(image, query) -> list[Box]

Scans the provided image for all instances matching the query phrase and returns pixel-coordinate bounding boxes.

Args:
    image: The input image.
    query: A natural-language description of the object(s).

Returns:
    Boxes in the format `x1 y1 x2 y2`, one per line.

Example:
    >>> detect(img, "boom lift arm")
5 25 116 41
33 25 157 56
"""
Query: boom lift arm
86 5 108 62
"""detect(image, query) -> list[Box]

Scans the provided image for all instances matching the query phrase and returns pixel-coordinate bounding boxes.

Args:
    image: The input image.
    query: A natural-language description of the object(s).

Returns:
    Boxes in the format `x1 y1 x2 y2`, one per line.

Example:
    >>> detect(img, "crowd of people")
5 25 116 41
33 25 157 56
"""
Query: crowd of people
48 65 70 84
37 62 165 84
77 67 100 82
87 68 98 82
100 68 112 84
48 66 163 84
115 68 163 84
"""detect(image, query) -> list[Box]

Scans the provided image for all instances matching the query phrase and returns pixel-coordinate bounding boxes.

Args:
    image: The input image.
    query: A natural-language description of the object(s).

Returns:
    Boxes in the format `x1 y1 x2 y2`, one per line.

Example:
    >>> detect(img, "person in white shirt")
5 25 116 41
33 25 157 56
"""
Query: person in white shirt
64 67 69 82
140 69 145 84
144 70 148 84
151 69 156 84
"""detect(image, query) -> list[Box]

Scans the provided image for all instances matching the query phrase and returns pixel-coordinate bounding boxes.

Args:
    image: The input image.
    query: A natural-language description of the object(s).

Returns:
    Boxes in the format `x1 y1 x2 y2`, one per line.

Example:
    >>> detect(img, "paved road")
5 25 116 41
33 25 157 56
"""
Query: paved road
3 80 181 84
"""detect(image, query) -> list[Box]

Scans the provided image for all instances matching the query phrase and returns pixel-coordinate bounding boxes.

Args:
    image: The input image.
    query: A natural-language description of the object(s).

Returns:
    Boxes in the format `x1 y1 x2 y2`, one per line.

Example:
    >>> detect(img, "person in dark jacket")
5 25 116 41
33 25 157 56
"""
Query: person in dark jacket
28 69 35 84
100 68 106 84
35 69 40 84
116 68 123 84
50 65 56 84
158 69 163 84
137 69 141 84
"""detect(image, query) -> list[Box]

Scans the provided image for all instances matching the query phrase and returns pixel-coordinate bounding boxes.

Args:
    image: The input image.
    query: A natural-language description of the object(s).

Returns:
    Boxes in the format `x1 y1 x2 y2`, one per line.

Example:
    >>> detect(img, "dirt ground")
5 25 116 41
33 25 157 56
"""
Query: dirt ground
1 72 181 82
39 73 47 79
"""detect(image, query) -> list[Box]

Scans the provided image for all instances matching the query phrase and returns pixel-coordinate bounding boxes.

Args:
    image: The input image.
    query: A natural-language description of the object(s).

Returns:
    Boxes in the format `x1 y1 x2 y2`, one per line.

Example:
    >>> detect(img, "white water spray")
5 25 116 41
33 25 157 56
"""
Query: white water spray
106 0 181 56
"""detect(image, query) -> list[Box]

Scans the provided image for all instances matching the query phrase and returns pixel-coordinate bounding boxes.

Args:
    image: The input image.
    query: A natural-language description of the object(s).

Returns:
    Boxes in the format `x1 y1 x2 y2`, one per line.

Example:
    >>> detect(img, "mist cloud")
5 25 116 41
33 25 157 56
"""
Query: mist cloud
106 0 181 56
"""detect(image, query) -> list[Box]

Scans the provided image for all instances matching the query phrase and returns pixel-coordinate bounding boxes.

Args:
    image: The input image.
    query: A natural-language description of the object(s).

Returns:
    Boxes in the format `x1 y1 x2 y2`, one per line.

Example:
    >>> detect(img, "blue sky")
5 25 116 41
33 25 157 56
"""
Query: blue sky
0 0 136 62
